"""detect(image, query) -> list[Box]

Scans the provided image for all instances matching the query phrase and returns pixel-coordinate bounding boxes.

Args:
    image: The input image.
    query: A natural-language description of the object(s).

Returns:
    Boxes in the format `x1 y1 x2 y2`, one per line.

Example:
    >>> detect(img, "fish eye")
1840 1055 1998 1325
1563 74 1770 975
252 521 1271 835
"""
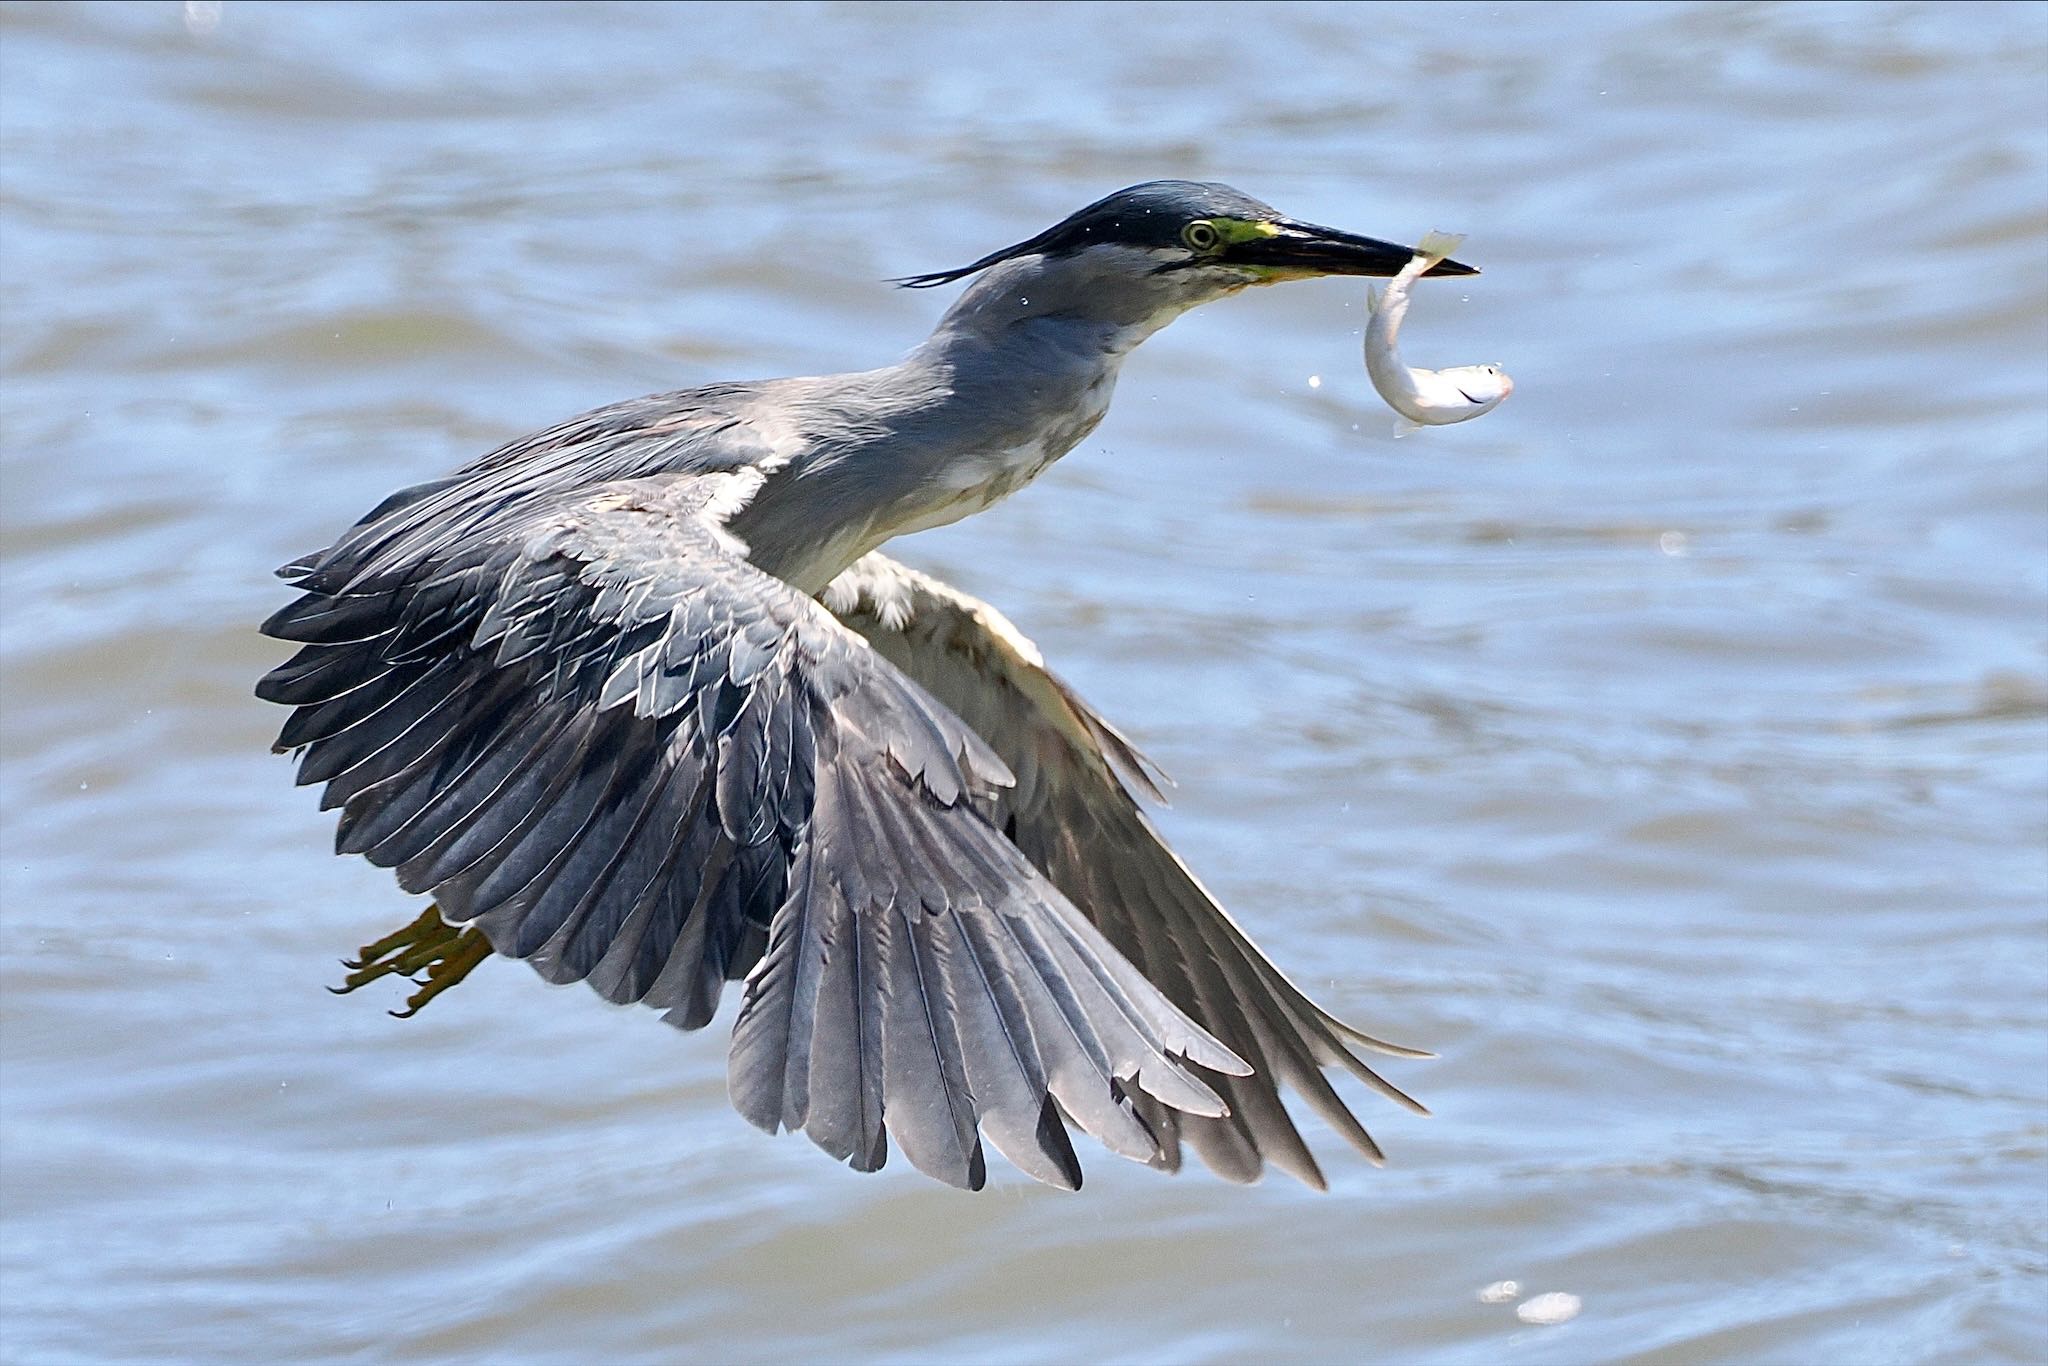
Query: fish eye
1181 220 1222 252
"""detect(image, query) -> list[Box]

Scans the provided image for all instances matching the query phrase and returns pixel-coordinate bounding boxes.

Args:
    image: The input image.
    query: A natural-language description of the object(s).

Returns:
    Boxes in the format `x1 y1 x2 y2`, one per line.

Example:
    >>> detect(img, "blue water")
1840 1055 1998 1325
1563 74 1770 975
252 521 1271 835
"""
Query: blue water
3 3 2044 1362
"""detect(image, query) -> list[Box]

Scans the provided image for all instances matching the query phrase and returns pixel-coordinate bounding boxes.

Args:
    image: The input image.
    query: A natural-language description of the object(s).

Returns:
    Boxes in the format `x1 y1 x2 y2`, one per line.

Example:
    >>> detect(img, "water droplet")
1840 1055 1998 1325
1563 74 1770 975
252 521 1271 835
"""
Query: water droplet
1658 530 1688 557
1307 374 1322 389
1478 1280 1520 1304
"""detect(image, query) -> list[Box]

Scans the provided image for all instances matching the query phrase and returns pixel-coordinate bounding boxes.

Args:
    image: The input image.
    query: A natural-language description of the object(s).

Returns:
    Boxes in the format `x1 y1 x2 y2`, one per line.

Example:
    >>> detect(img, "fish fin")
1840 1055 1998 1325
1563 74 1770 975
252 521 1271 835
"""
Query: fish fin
1415 230 1466 265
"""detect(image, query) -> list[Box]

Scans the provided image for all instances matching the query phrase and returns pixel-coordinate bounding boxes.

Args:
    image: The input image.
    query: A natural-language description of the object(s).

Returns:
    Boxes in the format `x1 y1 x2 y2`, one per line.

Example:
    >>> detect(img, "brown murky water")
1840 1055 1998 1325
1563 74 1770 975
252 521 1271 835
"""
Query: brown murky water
4 3 2045 1362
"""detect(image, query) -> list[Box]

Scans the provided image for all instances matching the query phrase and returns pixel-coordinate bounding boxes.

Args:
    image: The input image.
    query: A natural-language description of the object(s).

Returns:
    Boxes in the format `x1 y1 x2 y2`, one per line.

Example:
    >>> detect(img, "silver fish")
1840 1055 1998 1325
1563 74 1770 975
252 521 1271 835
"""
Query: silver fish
1364 230 1512 427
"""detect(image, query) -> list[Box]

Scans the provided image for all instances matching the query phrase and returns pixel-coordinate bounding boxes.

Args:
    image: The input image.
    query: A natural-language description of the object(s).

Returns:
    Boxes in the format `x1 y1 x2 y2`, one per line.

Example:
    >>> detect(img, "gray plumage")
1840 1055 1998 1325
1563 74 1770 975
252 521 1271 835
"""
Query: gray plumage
260 181 1474 1190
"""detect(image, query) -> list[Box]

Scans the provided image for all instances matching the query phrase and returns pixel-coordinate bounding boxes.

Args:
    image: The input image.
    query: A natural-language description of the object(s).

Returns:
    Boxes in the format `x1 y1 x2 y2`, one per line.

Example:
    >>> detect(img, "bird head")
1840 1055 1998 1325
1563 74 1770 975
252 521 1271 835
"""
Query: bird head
899 180 1477 328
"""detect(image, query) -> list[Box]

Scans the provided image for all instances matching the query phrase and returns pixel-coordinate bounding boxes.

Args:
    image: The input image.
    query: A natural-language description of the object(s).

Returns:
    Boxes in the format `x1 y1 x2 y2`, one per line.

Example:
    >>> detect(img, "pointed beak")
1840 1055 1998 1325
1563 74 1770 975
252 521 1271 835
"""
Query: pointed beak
1232 220 1479 279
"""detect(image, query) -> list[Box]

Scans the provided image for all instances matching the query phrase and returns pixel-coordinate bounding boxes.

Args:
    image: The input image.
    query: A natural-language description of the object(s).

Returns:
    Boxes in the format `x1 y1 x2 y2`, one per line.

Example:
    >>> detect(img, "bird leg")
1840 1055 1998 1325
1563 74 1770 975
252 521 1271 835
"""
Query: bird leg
330 904 491 1017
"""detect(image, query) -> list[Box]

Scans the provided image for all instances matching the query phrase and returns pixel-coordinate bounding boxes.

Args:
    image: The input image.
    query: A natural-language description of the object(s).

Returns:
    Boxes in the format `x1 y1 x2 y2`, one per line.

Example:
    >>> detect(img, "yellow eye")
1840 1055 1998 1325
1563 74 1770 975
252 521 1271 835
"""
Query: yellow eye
1182 220 1222 252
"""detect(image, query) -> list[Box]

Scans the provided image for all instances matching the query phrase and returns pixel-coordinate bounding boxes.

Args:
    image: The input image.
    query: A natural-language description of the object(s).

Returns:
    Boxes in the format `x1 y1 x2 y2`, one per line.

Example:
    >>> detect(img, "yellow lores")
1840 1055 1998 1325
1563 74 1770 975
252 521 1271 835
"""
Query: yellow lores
1363 231 1513 427
1194 217 1318 285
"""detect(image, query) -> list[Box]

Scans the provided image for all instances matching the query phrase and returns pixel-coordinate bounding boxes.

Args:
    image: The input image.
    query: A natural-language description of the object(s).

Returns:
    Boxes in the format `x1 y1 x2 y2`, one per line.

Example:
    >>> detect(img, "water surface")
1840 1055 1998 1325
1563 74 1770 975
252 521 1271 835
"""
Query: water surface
3 2 2045 1362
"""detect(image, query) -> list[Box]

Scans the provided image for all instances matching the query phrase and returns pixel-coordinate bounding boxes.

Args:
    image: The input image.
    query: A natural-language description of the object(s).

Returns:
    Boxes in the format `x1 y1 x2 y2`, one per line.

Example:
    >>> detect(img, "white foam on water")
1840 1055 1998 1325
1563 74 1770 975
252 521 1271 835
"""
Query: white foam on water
1516 1293 1583 1326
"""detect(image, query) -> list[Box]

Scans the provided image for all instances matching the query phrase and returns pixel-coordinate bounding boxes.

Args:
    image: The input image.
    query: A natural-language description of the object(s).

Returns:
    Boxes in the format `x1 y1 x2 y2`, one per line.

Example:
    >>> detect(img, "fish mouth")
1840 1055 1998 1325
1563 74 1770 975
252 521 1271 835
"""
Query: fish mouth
1232 221 1480 279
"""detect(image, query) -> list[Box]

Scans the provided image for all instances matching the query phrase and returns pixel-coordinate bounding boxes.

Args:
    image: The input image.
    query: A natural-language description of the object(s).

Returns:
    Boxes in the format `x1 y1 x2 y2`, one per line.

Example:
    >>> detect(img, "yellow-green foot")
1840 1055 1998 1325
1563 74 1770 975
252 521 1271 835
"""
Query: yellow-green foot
330 904 491 1017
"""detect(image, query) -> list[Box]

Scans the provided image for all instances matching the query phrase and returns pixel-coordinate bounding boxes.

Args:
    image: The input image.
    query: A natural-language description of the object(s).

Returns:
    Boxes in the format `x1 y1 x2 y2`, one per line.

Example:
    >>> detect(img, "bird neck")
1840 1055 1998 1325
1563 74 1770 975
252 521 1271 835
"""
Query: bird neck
729 262 1209 594
922 253 1198 360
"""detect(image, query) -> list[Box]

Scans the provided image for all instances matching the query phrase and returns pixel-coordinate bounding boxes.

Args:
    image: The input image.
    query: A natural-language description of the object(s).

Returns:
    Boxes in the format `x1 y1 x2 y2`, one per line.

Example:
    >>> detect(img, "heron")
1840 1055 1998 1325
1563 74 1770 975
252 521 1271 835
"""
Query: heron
259 180 1476 1192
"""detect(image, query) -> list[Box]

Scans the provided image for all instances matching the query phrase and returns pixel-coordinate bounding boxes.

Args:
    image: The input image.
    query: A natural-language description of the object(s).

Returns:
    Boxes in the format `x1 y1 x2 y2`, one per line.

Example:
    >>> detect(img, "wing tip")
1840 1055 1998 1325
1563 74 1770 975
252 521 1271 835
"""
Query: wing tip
1331 1019 1437 1060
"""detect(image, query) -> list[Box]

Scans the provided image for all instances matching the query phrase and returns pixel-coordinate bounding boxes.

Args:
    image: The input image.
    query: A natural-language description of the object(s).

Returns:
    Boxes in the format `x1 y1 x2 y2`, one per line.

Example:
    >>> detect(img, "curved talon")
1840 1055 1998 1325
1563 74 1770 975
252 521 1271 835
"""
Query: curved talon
330 952 415 996
329 904 490 1015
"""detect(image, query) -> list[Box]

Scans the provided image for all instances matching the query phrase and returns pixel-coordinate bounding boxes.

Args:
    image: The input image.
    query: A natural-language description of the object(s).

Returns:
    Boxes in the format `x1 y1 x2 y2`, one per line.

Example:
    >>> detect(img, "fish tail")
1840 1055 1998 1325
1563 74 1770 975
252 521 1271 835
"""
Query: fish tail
1415 230 1466 265
1365 283 1382 315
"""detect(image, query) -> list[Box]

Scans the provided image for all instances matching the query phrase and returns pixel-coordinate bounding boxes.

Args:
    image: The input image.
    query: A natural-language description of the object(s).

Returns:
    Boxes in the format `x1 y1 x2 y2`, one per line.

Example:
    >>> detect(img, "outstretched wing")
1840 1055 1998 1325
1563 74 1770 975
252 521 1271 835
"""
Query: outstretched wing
258 471 1247 1190
823 552 1430 1189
